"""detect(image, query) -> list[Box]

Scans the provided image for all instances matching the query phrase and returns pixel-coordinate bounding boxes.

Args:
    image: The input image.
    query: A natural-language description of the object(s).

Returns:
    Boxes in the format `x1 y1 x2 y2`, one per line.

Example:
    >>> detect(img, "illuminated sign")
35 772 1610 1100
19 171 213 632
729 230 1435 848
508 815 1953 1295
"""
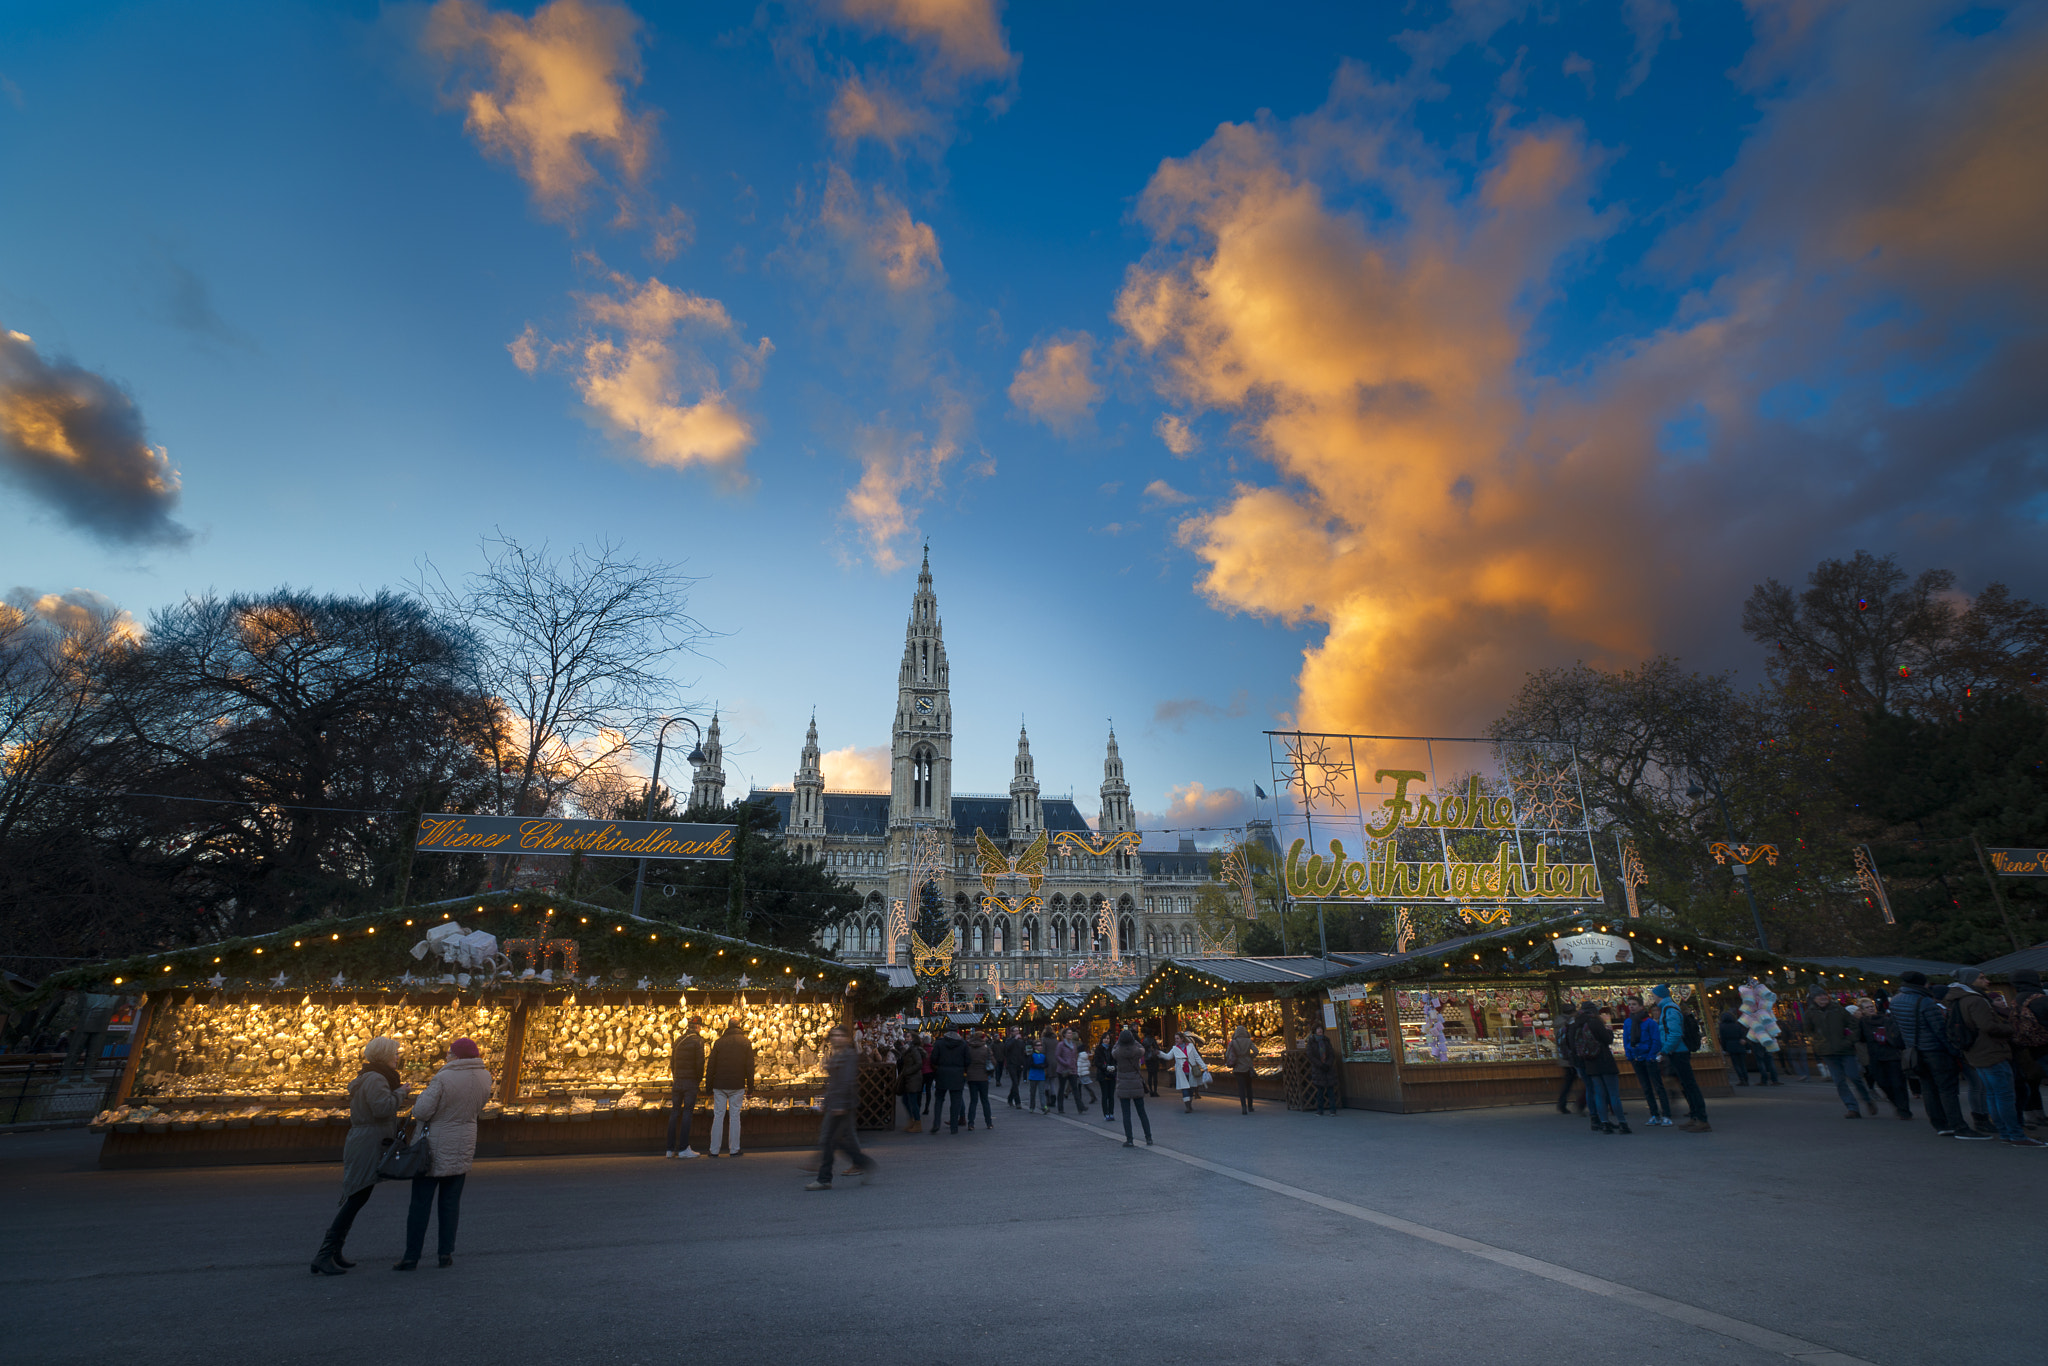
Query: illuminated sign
1553 932 1633 968
1988 848 2048 877
414 815 735 859
1285 838 1602 902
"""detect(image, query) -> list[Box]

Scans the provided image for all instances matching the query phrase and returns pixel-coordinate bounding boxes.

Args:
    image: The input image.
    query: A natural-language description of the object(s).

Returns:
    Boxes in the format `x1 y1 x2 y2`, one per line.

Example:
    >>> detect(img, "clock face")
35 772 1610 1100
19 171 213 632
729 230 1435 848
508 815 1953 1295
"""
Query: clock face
914 695 935 716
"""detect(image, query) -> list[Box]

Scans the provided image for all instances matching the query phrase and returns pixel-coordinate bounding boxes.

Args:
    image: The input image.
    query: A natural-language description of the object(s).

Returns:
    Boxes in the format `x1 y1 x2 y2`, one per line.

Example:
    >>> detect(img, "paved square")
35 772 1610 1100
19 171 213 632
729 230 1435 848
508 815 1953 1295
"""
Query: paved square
2 1083 2028 1365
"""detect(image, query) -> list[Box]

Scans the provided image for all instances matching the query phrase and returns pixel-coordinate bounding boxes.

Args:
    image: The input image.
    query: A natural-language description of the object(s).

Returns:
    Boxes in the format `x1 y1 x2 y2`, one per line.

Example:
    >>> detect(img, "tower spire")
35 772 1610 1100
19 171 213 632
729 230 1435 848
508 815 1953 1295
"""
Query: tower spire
1009 719 1040 840
690 709 726 811
1098 726 1132 834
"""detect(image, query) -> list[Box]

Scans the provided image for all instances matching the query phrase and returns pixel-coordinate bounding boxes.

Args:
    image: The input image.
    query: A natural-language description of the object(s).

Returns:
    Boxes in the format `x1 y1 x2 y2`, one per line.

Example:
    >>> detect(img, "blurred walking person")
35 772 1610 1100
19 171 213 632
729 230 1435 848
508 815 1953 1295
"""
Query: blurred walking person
1305 1023 1339 1115
310 1036 406 1275
1807 989 1876 1119
806 1027 875 1191
1224 1025 1258 1114
1168 1031 1206 1112
1570 1002 1629 1134
1893 971 1976 1138
1003 1028 1028 1109
1092 1030 1118 1121
1054 1029 1082 1114
394 1038 492 1271
1857 994 1911 1119
964 1030 994 1130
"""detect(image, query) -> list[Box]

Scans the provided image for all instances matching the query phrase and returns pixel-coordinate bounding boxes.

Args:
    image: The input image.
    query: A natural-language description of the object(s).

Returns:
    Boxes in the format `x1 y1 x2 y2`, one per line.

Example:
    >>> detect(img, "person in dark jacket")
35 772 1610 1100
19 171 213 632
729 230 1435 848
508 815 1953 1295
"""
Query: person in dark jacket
1112 1028 1152 1146
806 1027 875 1190
667 1016 707 1159
1717 1010 1752 1085
310 1036 406 1275
964 1030 994 1130
897 1036 928 1132
1305 1023 1339 1115
2011 969 2048 1129
1223 1026 1259 1114
1092 1031 1118 1122
1002 1028 1028 1109
1947 971 2041 1146
1554 1000 1586 1116
1622 999 1671 1126
706 1019 755 1156
1807 990 1876 1119
1856 997 1911 1119
1571 1001 1629 1134
1143 1030 1163 1096
929 1028 972 1135
1892 973 1979 1138
1028 1031 1051 1112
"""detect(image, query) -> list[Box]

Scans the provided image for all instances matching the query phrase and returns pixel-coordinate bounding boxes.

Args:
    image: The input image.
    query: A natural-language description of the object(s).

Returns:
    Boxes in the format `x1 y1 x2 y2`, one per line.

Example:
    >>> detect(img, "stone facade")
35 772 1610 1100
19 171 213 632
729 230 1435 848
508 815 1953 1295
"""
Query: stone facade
729 551 1254 998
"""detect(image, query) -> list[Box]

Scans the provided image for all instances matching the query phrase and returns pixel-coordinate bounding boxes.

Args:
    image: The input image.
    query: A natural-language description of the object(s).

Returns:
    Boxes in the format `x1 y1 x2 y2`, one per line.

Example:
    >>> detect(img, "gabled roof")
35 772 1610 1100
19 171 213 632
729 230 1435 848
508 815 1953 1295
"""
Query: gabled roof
746 790 1090 839
1973 942 2048 976
1796 955 1977 980
1129 955 1360 1008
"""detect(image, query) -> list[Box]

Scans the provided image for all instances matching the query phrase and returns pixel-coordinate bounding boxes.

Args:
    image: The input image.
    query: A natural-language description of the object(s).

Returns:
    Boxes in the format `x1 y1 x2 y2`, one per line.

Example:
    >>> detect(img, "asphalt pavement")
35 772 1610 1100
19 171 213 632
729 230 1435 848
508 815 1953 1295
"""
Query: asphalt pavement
2 1076 2034 1366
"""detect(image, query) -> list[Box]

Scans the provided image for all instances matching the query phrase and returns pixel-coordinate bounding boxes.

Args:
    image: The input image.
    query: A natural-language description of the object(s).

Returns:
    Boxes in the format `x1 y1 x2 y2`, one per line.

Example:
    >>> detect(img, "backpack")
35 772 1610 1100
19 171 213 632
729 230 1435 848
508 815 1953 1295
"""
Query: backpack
2014 992 2048 1048
1571 1017 1608 1062
1681 1011 1703 1052
1945 998 1979 1055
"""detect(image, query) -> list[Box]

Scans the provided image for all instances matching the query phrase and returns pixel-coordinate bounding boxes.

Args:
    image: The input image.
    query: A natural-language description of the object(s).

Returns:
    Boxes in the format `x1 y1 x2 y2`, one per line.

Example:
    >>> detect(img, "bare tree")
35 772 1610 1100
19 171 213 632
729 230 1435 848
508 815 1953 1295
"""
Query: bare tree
0 592 137 845
420 534 713 821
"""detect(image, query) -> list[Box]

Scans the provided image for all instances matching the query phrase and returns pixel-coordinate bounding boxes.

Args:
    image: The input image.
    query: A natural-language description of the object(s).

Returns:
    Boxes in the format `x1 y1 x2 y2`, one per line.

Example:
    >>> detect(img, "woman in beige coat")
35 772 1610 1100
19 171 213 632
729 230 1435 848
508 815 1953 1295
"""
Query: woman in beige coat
311 1037 407 1275
395 1038 494 1271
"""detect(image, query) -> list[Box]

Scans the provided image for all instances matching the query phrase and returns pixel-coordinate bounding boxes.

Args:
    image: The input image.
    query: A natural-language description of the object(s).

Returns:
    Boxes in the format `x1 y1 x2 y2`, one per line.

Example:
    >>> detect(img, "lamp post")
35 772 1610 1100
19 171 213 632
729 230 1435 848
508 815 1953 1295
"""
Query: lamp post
1688 769 1770 952
630 716 705 919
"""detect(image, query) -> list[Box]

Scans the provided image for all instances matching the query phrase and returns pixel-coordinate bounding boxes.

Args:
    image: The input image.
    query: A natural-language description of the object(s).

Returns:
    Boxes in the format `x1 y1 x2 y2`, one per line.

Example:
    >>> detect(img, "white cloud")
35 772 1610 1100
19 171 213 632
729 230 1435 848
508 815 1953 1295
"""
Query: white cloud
1009 331 1100 434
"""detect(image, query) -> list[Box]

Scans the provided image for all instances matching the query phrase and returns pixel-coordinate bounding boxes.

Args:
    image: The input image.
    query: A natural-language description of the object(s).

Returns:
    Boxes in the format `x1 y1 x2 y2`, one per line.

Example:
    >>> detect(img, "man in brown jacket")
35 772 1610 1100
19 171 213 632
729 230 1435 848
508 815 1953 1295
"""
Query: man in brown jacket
667 1016 707 1159
1806 990 1876 1119
1946 972 2043 1147
706 1019 755 1156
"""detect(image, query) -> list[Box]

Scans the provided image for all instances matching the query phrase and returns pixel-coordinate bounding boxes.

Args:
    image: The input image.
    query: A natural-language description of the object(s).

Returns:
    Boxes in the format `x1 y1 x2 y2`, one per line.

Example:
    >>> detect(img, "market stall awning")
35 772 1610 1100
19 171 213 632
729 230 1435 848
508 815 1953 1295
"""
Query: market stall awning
1971 942 2048 977
1792 955 1976 982
1129 955 1361 1010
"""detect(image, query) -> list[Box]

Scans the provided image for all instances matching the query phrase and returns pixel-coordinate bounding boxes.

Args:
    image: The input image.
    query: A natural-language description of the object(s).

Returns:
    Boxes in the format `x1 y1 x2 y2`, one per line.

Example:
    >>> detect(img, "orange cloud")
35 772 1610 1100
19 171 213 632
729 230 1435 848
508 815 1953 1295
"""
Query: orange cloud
1155 413 1199 455
1009 332 1099 435
819 168 944 290
821 743 892 790
839 396 965 569
425 0 652 218
828 74 941 150
512 267 770 480
828 0 1015 80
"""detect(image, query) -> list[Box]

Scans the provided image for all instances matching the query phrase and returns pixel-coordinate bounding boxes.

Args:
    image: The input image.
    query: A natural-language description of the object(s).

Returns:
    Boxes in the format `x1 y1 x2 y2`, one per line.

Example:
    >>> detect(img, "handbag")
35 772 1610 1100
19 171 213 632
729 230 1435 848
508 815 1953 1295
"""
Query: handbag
376 1119 433 1182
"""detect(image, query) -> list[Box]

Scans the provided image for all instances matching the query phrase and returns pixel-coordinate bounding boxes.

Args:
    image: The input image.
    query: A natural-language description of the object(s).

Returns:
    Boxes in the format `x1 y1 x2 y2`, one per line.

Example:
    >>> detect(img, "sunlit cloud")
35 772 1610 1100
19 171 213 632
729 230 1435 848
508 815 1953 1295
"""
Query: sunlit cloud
821 743 892 790
1008 331 1099 435
839 394 967 569
829 0 1015 79
0 329 190 547
512 265 771 482
828 73 942 150
1116 7 2048 736
1143 479 1194 507
5 587 142 644
424 0 653 219
1155 412 1199 455
818 167 945 290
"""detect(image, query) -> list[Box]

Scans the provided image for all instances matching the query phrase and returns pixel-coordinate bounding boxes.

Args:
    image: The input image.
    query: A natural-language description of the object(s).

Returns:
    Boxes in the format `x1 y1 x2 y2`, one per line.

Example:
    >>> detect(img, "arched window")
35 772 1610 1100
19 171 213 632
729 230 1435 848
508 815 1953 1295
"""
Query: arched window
971 918 986 953
864 915 882 953
1050 894 1066 913
1119 917 1135 953
1024 918 1040 951
1053 920 1068 953
1145 928 1157 956
1180 927 1195 954
954 915 968 948
991 920 1007 953
912 746 935 811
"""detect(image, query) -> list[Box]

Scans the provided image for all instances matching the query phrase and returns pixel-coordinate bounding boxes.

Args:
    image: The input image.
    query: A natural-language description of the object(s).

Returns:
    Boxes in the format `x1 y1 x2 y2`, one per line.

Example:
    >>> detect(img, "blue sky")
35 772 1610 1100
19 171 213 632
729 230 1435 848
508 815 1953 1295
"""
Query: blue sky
3 1 2044 843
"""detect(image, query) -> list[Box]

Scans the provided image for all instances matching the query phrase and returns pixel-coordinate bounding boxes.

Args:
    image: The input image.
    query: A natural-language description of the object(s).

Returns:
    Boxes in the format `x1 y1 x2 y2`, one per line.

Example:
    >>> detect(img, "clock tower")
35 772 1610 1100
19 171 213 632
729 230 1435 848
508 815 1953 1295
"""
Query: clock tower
889 548 953 851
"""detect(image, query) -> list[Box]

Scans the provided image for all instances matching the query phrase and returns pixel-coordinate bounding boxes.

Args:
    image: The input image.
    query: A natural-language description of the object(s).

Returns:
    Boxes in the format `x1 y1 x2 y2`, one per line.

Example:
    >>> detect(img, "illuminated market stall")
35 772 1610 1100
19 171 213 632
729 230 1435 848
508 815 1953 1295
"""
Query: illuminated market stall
38 893 912 1167
1127 956 1363 1104
1304 914 1892 1113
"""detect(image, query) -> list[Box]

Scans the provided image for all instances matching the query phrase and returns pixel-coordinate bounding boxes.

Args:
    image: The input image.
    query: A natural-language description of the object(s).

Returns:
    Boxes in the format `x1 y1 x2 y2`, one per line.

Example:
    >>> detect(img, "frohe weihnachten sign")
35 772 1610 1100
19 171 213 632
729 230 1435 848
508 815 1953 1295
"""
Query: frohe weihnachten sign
415 815 736 859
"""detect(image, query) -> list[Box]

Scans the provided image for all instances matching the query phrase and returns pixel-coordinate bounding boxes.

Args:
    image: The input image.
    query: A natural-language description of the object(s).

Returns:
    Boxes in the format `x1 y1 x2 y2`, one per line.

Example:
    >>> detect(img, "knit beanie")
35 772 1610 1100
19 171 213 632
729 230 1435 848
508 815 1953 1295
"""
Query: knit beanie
1650 984 1672 1001
450 1038 480 1059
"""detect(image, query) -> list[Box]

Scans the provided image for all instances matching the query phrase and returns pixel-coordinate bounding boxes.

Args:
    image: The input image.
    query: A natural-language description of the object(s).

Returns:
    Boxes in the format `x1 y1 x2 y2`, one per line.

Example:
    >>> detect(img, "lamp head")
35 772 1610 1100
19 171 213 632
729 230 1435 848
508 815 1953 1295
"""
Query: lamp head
686 745 706 765
1685 780 1705 799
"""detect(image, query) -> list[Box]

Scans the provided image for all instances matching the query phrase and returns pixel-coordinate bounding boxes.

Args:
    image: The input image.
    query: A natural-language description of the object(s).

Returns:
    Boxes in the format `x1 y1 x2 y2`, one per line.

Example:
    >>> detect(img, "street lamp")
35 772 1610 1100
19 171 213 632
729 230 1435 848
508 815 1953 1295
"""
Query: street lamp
630 716 705 918
1687 770 1770 952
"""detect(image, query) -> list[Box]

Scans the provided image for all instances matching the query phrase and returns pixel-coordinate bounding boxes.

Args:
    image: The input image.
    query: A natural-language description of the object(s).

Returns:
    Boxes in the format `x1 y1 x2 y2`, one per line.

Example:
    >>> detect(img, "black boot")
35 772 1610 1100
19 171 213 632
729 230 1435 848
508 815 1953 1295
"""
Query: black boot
310 1233 347 1276
330 1234 356 1269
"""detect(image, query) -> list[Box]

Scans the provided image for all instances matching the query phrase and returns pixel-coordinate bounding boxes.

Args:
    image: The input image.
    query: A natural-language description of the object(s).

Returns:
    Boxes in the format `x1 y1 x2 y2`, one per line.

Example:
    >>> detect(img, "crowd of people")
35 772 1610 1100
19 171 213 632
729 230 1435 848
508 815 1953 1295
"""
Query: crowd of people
302 968 2048 1265
1554 973 2048 1147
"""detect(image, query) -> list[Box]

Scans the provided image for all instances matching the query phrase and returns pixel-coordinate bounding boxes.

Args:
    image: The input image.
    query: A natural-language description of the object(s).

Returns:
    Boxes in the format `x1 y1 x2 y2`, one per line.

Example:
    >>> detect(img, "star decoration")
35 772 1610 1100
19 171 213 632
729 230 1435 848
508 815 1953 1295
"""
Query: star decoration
329 972 346 987
269 971 289 988
636 977 652 990
207 973 226 989
793 978 805 992
736 973 752 988
675 973 695 988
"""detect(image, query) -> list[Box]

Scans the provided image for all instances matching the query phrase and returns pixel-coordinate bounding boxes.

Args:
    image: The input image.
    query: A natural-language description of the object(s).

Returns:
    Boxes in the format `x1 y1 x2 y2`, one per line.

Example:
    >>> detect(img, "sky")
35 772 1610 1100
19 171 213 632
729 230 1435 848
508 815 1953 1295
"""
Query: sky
2 0 2045 846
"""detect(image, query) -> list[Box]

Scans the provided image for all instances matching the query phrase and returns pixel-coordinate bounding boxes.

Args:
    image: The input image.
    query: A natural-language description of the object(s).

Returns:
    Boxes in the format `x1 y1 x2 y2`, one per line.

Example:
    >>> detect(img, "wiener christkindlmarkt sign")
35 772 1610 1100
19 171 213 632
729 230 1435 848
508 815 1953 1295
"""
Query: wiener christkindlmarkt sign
414 815 736 859
1268 734 1604 906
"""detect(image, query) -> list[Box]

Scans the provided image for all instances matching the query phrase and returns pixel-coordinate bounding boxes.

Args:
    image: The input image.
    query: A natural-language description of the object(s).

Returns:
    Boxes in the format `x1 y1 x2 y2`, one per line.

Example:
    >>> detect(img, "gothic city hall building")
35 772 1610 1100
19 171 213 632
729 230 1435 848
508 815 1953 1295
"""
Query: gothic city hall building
700 552 1228 996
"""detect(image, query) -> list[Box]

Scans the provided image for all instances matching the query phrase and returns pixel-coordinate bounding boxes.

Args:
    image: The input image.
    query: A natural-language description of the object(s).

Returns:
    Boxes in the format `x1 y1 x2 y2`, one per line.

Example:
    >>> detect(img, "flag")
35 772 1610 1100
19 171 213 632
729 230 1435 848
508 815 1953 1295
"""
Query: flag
1254 784 1268 800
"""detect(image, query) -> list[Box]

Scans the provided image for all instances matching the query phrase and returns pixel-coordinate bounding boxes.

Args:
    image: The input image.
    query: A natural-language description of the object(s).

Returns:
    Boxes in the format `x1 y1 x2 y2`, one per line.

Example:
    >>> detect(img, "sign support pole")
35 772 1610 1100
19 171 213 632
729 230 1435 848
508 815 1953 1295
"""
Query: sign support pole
1971 829 2023 953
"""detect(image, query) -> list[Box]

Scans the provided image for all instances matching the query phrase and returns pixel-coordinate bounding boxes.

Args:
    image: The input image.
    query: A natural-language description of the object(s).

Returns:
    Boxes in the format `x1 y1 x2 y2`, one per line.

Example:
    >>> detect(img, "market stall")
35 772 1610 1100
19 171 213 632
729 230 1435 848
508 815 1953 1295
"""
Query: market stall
35 893 913 1167
1307 915 1894 1113
1127 956 1361 1104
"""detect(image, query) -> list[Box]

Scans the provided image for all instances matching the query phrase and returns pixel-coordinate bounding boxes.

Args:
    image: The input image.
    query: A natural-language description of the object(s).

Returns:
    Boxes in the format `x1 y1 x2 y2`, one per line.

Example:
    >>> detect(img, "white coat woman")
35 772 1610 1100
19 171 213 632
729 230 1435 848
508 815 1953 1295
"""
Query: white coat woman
395 1037 494 1271
311 1036 406 1275
1169 1032 1207 1112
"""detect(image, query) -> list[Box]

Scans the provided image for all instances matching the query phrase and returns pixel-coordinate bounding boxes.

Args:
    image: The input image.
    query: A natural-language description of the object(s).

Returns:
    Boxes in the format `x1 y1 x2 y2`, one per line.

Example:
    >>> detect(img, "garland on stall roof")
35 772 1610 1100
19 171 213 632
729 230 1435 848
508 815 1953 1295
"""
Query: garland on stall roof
13 892 917 1018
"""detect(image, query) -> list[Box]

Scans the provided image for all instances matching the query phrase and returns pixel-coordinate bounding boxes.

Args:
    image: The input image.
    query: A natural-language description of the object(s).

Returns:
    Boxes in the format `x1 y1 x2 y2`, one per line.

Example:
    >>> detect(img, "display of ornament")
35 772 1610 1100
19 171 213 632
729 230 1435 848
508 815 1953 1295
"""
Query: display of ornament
1738 979 1779 1047
1421 993 1450 1062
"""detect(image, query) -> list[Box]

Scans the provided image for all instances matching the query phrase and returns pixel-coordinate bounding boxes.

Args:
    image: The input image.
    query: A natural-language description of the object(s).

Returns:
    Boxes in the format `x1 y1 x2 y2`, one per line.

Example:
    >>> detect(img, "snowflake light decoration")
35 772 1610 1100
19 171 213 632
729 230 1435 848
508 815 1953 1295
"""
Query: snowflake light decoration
1512 762 1581 829
1281 735 1354 812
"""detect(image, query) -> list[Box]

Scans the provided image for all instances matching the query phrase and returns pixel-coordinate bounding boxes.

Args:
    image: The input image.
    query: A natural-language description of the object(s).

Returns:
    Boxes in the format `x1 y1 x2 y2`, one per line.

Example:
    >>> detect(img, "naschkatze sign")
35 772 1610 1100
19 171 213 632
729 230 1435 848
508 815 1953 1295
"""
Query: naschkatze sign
415 815 736 860
1552 932 1634 969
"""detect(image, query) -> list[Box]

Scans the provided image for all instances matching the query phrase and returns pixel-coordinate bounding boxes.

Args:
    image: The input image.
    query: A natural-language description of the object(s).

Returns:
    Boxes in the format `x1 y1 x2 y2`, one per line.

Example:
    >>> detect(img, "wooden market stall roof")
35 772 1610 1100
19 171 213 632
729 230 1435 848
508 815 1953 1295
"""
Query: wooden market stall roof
1129 955 1365 1011
1973 942 2048 977
1019 991 1084 1021
1075 984 1139 1019
19 890 916 1017
1265 913 1911 1000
